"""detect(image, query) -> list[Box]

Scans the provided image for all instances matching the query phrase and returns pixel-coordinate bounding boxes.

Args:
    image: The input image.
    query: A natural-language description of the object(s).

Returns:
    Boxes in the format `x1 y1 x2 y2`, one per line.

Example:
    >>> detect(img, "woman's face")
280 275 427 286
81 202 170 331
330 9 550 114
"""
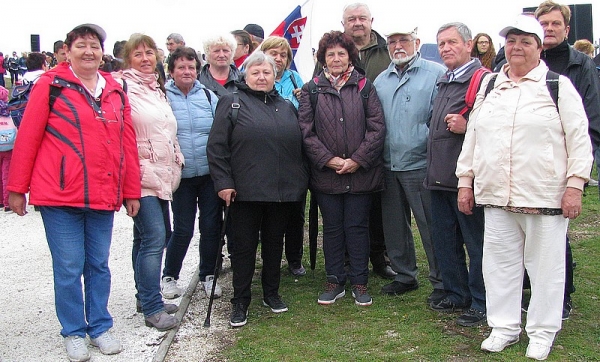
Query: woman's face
208 44 232 68
505 33 541 70
66 34 103 75
476 36 490 54
171 57 197 90
264 46 288 75
245 61 275 92
233 36 249 61
129 43 158 74
325 45 350 76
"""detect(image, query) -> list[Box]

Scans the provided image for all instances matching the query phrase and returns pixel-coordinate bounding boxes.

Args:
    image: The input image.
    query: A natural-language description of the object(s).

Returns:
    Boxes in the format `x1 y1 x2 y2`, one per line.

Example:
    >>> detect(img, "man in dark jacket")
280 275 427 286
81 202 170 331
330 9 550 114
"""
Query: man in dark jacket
535 0 600 321
424 22 486 328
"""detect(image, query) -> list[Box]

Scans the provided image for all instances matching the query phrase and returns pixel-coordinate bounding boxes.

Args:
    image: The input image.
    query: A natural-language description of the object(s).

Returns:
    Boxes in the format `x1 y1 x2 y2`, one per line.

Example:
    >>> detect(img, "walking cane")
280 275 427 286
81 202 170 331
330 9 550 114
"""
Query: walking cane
203 205 229 328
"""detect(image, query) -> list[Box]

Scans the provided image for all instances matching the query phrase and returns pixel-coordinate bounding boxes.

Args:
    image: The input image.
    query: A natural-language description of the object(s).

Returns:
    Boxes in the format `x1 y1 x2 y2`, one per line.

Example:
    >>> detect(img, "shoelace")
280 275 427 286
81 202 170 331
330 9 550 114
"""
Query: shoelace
70 336 86 349
324 282 339 292
353 285 368 295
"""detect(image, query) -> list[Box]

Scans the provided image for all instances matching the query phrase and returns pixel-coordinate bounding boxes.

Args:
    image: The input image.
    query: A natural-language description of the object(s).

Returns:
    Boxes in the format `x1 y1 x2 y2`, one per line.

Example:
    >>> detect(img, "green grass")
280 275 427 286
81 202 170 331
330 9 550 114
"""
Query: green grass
221 188 600 361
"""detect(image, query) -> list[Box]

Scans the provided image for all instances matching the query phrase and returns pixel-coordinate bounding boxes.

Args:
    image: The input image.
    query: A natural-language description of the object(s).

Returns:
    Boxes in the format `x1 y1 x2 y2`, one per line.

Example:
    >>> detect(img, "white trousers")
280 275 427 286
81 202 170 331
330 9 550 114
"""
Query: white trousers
483 208 567 346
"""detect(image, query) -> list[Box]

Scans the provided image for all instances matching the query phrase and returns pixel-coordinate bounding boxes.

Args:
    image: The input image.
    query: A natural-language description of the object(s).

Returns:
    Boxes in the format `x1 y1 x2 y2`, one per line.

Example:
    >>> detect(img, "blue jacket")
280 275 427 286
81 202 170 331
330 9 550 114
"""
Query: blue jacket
374 54 445 171
166 80 217 179
275 69 304 109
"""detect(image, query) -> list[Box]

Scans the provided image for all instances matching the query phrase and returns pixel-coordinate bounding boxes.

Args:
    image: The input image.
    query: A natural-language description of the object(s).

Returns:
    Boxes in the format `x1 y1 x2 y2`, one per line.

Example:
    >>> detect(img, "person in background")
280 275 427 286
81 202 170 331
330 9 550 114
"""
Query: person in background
0 86 15 212
231 30 254 69
244 23 264 50
7 24 140 361
535 0 600 320
260 35 306 275
458 15 592 360
424 22 487 328
199 34 241 97
161 46 222 301
22 52 48 84
117 33 184 332
52 40 67 67
7 52 19 86
207 51 308 327
471 33 497 70
374 26 446 304
299 31 385 307
573 39 595 58
0 52 6 87
165 33 185 64
17 52 28 78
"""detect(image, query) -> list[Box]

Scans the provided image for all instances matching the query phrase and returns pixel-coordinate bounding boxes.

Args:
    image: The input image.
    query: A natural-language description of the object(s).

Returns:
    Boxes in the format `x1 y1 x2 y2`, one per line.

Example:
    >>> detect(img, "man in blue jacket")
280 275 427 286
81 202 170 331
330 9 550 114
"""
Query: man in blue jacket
373 27 445 304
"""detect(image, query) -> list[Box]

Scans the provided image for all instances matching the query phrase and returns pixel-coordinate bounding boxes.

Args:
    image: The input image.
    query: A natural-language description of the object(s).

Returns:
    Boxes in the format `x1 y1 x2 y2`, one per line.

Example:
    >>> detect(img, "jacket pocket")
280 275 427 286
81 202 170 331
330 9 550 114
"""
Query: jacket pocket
59 156 66 190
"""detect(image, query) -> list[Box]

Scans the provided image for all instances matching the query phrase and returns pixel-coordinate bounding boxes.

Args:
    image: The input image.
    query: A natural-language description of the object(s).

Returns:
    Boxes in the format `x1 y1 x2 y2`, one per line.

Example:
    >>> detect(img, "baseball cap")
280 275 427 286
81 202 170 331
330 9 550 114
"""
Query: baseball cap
385 27 418 38
244 24 264 40
71 23 107 43
499 15 544 43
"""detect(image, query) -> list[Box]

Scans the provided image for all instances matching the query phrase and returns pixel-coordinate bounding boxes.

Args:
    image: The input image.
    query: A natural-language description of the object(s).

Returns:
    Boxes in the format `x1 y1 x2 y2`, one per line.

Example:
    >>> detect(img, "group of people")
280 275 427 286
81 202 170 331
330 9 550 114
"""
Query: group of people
3 1 599 361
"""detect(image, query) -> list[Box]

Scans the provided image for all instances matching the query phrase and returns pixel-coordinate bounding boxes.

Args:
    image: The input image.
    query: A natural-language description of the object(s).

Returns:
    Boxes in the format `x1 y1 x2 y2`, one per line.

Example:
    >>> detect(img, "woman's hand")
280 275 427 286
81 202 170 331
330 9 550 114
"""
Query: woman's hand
124 198 140 217
218 189 237 206
326 157 345 171
561 187 583 219
457 187 475 215
293 88 301 99
8 192 27 216
336 158 359 174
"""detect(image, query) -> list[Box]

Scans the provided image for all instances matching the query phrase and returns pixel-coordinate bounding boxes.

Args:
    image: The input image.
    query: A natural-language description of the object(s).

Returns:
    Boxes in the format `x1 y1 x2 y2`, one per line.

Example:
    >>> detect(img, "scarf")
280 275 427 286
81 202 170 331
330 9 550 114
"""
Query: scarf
323 65 354 91
123 67 160 91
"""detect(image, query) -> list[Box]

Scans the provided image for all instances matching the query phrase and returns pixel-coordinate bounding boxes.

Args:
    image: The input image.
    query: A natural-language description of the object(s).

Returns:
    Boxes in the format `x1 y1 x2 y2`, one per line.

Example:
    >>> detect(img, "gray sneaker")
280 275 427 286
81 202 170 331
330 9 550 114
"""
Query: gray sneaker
90 330 122 355
144 311 179 331
318 276 346 305
63 335 90 362
352 284 373 306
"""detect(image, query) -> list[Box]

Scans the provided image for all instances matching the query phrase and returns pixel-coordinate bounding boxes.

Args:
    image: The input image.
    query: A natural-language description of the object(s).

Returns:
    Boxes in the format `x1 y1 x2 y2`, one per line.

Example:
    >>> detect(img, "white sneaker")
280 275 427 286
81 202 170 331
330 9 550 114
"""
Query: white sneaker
90 330 122 355
63 336 90 362
526 343 551 360
161 276 183 299
481 335 519 352
202 275 222 298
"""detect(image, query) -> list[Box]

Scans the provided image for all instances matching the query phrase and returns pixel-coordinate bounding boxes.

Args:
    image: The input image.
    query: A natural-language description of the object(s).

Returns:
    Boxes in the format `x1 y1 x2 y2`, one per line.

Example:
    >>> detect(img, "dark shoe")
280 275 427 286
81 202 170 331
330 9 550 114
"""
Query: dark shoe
562 299 572 320
381 281 418 296
351 285 373 306
288 263 306 276
4 207 12 213
456 308 487 327
318 276 346 305
144 311 178 331
427 289 447 304
263 295 288 313
430 297 468 313
230 303 248 327
136 300 178 314
373 265 397 279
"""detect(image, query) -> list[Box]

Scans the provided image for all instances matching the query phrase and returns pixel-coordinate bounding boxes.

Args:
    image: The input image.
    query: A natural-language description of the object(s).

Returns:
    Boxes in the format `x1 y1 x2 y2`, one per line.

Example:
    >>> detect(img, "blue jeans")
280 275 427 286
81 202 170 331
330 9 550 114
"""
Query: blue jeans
163 176 221 281
430 190 485 311
132 196 170 317
40 206 115 339
315 192 371 286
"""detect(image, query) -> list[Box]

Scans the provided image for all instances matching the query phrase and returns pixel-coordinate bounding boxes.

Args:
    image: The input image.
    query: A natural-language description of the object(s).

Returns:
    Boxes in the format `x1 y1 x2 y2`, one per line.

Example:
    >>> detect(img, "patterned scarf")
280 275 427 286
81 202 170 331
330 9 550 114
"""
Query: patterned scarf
323 65 354 91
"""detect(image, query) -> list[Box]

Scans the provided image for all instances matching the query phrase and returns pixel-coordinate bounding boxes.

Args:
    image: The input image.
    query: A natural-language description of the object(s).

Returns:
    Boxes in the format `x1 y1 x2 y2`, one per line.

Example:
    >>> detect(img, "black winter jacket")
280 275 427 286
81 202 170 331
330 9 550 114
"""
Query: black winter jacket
207 81 308 202
198 64 240 98
298 68 385 194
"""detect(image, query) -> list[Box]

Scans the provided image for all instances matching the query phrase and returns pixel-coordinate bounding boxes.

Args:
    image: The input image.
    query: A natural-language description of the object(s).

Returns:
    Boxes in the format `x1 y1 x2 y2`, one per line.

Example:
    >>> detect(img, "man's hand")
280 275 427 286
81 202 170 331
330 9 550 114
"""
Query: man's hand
445 113 467 134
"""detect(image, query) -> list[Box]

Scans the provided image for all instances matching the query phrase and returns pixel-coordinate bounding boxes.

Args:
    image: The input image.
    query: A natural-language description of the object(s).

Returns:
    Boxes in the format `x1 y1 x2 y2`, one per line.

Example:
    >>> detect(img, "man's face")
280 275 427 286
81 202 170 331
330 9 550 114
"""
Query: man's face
342 6 372 40
387 34 420 66
166 39 183 54
537 9 569 50
437 27 473 71
55 47 67 63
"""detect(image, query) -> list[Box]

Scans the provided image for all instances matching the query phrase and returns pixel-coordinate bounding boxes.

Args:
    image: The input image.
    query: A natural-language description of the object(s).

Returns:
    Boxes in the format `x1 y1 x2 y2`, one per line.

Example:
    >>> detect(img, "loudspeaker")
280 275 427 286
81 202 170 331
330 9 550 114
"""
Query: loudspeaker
31 34 40 52
523 4 593 44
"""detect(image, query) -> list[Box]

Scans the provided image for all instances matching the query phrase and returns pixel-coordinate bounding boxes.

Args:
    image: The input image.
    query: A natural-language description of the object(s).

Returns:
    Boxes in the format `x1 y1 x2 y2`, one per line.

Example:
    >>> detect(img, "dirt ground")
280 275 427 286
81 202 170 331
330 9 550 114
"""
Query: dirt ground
1 204 234 362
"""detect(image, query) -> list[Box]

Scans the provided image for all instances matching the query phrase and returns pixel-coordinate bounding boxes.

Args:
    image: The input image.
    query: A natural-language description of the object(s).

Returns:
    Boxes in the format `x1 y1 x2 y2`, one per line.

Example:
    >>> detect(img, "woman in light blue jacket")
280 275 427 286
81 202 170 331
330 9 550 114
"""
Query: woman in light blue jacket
161 47 222 300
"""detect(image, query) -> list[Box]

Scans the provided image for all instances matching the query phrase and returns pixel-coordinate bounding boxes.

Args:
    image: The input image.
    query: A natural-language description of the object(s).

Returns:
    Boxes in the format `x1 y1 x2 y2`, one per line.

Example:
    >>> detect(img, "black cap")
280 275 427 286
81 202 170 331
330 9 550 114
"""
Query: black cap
243 24 264 39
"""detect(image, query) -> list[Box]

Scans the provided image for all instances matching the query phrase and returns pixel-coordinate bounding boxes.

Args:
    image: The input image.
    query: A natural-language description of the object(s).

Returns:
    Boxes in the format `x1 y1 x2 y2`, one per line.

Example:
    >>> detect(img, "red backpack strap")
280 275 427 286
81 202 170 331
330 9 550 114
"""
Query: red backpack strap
459 67 491 116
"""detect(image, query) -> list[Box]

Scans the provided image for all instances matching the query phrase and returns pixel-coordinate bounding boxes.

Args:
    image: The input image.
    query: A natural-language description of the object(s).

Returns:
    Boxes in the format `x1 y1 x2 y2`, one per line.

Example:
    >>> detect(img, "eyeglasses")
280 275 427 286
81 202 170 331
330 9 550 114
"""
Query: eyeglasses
477 41 490 45
387 38 413 47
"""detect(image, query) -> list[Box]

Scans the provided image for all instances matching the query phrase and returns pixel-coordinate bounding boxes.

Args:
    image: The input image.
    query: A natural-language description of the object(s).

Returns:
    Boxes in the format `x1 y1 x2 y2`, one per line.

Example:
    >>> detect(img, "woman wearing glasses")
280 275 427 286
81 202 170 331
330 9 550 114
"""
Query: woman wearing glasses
471 33 496 70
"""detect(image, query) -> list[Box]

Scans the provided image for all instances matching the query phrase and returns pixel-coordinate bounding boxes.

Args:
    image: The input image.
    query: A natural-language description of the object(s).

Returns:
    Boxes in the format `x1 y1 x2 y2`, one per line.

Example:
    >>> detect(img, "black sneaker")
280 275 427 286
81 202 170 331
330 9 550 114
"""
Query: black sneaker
318 277 346 305
381 281 418 296
430 297 468 313
427 289 447 304
562 299 572 320
456 308 487 327
230 303 248 327
263 295 288 313
288 263 307 276
351 285 373 306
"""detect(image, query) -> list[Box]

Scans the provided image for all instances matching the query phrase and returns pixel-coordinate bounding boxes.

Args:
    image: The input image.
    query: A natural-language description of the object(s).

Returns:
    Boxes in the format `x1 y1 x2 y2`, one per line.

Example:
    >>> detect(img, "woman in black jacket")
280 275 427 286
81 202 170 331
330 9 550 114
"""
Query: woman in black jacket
207 51 308 328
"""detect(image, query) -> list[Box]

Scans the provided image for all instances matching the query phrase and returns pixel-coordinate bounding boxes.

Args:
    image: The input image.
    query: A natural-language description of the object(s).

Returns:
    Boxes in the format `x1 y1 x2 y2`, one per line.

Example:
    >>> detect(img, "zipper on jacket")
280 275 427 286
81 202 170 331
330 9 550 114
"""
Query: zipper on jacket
60 156 66 190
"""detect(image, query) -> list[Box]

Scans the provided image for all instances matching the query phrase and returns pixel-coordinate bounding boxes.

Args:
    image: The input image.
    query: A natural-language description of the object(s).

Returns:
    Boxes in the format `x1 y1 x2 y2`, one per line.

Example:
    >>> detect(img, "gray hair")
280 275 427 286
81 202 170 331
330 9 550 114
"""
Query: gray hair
342 3 371 22
167 33 185 44
202 34 237 63
242 51 277 76
437 22 472 42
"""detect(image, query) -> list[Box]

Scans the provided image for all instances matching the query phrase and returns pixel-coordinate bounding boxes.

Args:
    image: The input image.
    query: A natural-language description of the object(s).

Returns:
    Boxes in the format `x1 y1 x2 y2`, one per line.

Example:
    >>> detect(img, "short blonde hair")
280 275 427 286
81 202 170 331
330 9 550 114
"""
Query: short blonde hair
260 36 293 69
535 0 571 25
573 39 595 57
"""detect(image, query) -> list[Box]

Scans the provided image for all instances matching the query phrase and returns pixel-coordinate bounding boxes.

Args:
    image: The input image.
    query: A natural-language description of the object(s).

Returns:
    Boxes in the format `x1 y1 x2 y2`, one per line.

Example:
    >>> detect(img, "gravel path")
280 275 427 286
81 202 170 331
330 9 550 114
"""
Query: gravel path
1 204 233 362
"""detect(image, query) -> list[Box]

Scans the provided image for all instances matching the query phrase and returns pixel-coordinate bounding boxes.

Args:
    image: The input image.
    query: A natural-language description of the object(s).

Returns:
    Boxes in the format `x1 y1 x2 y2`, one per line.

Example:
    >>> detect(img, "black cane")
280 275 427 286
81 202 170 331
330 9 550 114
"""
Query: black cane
203 205 229 328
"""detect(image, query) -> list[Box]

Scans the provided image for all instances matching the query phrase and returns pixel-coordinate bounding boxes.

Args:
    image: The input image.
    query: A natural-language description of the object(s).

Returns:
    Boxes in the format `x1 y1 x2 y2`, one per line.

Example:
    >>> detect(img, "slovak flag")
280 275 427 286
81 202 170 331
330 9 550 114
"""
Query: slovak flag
270 0 314 81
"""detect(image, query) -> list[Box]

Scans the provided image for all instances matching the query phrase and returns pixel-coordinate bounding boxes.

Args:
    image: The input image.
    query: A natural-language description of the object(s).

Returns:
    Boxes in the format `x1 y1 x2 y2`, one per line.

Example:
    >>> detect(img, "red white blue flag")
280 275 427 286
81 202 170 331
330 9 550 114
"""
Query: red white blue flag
270 0 314 81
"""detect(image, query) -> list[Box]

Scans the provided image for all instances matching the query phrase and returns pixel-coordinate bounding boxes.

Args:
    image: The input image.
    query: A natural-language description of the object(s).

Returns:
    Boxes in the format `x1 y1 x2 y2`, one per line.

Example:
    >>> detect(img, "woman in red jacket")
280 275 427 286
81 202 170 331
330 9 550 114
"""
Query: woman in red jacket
7 24 140 362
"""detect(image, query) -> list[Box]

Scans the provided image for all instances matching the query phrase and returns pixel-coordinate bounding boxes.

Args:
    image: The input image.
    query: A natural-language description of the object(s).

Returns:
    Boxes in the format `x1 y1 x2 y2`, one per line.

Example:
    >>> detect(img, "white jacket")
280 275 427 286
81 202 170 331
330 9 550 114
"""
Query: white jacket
456 61 592 209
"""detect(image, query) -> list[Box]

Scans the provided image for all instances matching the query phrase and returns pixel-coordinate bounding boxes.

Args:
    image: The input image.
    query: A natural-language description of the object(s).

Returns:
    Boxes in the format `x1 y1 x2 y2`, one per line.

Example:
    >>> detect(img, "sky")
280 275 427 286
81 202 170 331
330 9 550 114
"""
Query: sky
2 0 598 57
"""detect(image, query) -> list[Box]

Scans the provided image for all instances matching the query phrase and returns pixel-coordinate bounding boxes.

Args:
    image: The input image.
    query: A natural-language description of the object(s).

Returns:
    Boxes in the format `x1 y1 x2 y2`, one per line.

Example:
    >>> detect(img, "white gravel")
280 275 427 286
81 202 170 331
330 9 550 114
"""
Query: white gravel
1 203 234 362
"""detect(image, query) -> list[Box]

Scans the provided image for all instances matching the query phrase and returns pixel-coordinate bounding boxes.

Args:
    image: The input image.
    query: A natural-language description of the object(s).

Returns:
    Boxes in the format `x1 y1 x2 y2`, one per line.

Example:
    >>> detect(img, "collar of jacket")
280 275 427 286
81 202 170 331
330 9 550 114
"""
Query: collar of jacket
166 79 203 96
437 58 482 85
